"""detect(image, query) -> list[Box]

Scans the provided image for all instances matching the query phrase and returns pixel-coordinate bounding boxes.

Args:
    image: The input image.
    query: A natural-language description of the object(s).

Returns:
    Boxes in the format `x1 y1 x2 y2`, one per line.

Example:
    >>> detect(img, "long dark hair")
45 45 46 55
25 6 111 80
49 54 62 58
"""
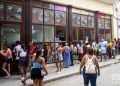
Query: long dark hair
35 49 42 61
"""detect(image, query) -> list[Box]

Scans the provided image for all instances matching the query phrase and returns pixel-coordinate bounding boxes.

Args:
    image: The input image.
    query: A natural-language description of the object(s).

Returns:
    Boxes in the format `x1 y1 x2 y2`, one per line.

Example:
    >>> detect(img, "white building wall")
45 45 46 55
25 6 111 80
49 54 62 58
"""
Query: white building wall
44 0 113 14
113 0 120 39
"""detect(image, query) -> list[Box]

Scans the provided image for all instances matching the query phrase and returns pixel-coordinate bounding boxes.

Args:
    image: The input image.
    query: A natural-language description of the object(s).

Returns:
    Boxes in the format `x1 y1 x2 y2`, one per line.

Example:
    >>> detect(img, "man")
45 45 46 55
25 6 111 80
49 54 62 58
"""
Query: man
99 39 107 61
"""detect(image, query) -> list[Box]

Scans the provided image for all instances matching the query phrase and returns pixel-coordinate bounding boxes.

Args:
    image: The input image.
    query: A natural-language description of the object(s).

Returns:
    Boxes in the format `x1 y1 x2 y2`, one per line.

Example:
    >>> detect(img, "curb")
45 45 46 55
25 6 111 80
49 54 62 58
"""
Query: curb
44 59 120 83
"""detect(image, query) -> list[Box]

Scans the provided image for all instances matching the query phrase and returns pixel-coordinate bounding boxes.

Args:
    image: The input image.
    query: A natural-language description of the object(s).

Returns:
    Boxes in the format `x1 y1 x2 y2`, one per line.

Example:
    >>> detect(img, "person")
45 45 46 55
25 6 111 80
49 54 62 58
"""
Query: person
31 48 48 86
107 40 112 59
80 47 100 86
0 45 12 78
112 40 116 59
13 41 22 74
56 44 63 72
92 40 97 55
28 42 36 71
63 43 71 68
43 44 48 63
19 44 28 85
70 43 74 66
99 39 107 61
77 43 84 62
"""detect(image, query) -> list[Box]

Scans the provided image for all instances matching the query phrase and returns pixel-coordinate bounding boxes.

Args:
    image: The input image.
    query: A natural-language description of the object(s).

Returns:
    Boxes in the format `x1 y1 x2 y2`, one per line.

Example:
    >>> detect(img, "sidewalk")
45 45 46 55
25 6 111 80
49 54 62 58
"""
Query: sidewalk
26 55 120 85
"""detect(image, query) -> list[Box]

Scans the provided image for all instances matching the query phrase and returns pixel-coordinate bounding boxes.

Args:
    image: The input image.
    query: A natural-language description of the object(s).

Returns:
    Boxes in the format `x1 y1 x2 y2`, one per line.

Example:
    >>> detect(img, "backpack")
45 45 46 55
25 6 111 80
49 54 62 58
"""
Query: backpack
85 56 96 74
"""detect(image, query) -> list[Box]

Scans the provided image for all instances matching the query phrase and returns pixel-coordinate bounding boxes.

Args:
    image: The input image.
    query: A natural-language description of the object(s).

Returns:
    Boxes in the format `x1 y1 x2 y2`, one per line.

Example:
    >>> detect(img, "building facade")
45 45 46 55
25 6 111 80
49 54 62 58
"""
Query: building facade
0 0 113 49
113 0 120 39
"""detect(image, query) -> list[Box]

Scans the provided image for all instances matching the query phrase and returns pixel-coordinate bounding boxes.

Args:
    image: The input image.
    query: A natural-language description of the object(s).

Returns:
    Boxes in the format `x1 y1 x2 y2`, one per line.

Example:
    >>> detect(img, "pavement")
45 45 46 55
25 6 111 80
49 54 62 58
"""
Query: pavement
26 55 120 85
0 55 120 86
45 62 120 86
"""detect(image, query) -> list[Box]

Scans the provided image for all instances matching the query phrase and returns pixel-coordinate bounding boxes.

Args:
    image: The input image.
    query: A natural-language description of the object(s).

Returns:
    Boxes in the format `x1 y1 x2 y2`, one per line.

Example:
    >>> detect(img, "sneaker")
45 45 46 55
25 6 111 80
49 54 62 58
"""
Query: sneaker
21 77 26 85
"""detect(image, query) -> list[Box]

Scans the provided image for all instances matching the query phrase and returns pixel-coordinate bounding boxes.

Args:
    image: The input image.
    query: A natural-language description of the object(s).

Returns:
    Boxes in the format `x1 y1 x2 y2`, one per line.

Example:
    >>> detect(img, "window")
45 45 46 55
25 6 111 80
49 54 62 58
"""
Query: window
55 26 66 42
33 2 54 10
105 29 111 40
0 24 20 46
55 5 66 11
6 4 22 21
72 13 81 27
55 11 66 25
44 26 54 42
44 10 54 25
98 18 104 29
32 8 43 24
81 15 87 27
88 16 95 28
105 19 111 29
32 25 43 42
0 2 4 20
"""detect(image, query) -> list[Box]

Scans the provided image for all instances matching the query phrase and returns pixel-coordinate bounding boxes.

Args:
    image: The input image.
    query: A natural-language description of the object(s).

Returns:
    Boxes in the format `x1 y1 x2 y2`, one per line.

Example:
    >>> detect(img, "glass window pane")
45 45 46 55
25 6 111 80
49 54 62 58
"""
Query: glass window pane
98 18 104 29
98 29 105 41
88 16 95 28
55 11 66 25
6 4 22 21
32 8 43 24
1 24 20 47
0 2 4 20
105 29 111 40
55 5 66 11
72 13 81 27
44 26 54 42
105 19 111 29
72 8 94 16
32 25 43 42
81 15 87 27
55 26 66 42
33 2 54 10
44 10 54 25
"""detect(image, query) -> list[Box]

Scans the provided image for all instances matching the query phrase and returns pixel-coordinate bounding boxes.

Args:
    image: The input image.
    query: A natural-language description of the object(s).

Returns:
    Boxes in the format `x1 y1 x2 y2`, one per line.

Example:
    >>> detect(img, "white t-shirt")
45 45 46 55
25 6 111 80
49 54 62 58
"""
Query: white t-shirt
14 45 22 60
19 48 27 58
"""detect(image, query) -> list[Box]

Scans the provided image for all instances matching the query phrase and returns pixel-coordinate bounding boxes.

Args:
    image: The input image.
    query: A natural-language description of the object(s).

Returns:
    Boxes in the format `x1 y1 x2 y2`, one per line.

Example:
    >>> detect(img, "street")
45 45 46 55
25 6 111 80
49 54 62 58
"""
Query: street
0 63 120 86
45 63 120 86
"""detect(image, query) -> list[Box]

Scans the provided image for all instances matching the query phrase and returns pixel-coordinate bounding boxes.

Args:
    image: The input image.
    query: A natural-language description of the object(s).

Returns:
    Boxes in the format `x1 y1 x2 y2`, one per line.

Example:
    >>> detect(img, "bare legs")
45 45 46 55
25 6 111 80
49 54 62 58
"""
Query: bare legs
20 64 27 85
56 60 63 72
2 62 10 78
33 80 43 86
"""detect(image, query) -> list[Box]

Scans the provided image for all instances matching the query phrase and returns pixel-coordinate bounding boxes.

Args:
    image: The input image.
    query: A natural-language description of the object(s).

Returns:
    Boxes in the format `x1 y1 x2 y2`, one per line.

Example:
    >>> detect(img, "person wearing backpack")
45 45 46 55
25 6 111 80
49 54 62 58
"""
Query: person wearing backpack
19 44 28 85
80 47 100 86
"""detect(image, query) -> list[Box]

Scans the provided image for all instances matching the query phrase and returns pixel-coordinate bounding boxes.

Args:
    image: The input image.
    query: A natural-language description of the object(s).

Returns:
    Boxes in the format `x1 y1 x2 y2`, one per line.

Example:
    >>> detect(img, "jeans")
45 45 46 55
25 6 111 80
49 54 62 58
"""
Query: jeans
83 74 97 86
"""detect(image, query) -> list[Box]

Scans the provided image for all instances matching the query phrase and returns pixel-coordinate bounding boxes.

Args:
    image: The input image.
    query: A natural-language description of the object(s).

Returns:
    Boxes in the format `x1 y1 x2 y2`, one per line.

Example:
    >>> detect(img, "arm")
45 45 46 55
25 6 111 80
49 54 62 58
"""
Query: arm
95 58 100 75
0 50 7 57
41 58 48 76
80 56 86 73
31 53 36 62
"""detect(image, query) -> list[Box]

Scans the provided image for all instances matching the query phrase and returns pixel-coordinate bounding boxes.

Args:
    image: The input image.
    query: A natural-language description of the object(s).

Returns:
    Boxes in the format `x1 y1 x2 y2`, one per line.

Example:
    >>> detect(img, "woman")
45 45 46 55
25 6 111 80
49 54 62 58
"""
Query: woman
77 43 84 62
0 45 12 78
56 44 63 72
31 49 48 86
19 45 28 85
80 47 100 86
63 43 71 68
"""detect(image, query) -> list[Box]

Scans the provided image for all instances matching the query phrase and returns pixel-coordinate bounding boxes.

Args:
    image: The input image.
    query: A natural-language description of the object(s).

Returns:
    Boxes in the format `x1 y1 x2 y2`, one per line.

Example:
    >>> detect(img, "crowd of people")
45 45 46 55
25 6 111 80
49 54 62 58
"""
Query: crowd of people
0 38 120 86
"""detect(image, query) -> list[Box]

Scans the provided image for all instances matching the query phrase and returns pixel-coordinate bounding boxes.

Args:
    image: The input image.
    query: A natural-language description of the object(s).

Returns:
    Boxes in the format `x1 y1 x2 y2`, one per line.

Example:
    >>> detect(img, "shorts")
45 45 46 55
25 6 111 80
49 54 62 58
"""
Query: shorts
57 54 63 61
4 58 12 64
31 68 44 80
19 58 28 66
